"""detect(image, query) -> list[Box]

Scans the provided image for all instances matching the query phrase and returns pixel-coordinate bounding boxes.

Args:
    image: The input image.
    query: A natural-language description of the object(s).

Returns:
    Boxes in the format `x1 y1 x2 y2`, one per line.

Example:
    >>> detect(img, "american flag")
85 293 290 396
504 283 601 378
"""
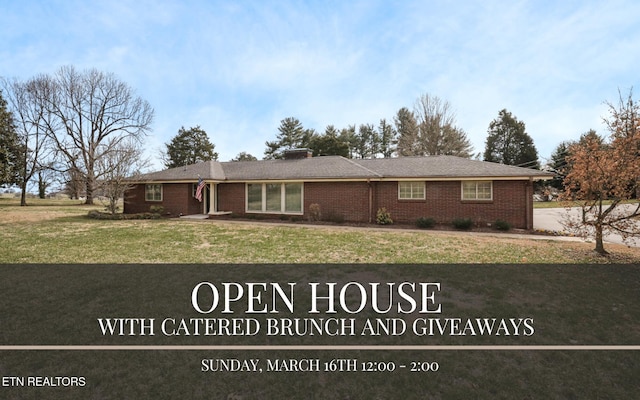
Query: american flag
195 177 205 202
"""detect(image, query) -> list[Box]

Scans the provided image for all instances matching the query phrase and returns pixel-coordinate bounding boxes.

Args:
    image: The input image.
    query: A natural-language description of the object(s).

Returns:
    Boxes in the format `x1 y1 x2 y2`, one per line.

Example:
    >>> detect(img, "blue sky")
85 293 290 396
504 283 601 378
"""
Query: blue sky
2 0 640 169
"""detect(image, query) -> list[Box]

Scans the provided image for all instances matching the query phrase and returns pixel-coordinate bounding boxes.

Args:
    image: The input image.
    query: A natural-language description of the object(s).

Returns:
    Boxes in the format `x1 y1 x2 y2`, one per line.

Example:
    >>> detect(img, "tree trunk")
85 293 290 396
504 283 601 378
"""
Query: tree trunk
85 176 94 205
594 225 607 255
20 182 27 206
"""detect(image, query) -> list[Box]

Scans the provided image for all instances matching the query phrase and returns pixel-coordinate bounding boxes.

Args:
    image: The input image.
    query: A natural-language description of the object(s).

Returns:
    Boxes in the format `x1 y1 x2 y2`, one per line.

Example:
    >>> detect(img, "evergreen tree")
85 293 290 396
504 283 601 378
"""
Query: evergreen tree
548 140 573 190
308 125 349 157
0 90 22 187
394 107 420 156
339 125 358 158
484 109 539 168
377 118 397 158
164 126 218 168
354 123 376 159
231 152 258 162
264 117 306 159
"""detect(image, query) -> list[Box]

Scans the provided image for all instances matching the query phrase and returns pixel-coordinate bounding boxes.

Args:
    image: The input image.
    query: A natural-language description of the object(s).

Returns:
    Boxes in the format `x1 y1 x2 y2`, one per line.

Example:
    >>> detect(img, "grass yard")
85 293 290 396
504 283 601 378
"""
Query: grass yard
1 199 639 398
1 198 639 263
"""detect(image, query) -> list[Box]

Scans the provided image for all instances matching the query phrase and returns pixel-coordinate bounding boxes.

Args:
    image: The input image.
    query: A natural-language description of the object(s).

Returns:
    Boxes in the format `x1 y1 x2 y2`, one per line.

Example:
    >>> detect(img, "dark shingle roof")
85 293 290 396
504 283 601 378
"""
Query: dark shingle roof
354 156 551 179
222 156 378 180
138 155 553 182
138 161 225 181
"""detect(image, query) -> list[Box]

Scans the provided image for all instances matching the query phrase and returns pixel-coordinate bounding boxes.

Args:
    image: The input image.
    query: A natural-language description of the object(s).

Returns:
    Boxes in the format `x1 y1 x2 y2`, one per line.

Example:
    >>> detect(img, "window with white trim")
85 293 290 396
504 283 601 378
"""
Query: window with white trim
145 184 162 202
398 181 425 200
246 183 303 214
247 184 262 211
461 181 492 200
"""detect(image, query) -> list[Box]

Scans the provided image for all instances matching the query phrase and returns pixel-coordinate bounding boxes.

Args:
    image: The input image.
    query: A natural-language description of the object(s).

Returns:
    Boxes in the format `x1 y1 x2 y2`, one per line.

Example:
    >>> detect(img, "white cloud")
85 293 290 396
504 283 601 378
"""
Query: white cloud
4 0 640 165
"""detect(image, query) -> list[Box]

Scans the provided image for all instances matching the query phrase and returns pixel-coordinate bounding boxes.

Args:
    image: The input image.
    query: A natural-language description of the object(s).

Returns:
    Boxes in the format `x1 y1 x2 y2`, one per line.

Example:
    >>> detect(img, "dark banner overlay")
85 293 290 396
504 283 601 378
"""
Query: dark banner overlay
0 264 638 399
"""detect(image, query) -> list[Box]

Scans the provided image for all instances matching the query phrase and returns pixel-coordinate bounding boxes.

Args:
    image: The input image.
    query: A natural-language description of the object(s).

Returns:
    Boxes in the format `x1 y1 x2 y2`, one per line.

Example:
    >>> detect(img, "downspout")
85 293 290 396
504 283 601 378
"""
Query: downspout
526 178 533 230
368 179 373 224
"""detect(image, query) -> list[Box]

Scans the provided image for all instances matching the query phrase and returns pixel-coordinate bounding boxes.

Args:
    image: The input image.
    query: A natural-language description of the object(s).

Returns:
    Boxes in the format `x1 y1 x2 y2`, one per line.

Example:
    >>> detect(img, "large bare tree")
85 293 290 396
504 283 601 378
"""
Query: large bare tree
30 66 153 204
1 77 53 205
413 94 473 158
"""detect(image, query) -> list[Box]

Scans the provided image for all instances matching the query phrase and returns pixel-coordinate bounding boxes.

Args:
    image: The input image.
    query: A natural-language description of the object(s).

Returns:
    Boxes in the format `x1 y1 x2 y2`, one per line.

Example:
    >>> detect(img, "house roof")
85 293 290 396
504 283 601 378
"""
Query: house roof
138 161 226 181
137 155 553 182
354 156 551 179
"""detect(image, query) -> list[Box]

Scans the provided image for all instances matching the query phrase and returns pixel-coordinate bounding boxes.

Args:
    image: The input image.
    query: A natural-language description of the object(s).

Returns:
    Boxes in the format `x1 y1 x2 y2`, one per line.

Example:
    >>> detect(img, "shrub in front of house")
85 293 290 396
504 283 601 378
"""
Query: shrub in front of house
452 217 473 230
494 219 511 231
308 203 321 221
376 207 393 225
87 210 161 220
149 205 165 215
416 217 436 229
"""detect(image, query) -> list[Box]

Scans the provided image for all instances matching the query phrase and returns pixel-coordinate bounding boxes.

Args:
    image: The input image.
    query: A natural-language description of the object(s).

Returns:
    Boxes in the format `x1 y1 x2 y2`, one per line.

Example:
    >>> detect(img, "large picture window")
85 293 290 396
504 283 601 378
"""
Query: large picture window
462 181 492 200
284 183 302 212
265 183 282 212
246 183 303 214
398 181 425 200
145 184 162 202
247 184 262 211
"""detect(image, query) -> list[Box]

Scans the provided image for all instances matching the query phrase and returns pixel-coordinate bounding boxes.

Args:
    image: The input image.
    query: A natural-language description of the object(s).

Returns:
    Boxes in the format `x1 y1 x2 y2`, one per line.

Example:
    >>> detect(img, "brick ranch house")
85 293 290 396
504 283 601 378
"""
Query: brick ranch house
124 150 553 229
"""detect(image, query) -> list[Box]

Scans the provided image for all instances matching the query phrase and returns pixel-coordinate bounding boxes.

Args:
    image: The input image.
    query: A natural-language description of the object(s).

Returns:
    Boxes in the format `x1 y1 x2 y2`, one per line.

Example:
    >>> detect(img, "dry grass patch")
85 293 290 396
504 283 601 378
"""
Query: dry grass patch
1 200 640 264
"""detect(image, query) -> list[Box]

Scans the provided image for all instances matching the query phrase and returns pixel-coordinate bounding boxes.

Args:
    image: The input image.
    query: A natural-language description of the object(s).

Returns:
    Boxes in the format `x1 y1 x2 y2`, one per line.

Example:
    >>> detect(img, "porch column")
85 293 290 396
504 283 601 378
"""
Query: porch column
207 183 216 214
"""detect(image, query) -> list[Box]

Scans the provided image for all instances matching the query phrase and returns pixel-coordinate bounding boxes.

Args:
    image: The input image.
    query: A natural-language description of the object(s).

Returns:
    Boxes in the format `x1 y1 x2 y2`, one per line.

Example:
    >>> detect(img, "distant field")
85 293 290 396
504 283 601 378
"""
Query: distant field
1 198 639 263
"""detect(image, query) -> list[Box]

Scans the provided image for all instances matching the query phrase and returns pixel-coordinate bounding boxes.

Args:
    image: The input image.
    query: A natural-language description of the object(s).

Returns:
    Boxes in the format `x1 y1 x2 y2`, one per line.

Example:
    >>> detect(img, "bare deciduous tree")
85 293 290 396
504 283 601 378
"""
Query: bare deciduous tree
413 94 473 158
96 138 149 214
30 66 154 204
1 77 53 205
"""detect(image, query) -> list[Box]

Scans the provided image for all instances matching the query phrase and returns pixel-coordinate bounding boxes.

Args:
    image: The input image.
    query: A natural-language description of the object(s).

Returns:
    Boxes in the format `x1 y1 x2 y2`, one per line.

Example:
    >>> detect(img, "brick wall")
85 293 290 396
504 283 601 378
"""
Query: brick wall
372 180 532 229
124 183 203 216
126 179 535 229
217 183 246 214
304 181 371 222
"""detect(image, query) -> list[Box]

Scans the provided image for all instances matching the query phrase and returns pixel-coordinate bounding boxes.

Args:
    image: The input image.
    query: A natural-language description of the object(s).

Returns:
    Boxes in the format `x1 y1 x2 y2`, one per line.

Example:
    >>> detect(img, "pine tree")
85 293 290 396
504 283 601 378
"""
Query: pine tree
264 117 306 159
484 109 539 168
164 126 218 168
0 90 22 187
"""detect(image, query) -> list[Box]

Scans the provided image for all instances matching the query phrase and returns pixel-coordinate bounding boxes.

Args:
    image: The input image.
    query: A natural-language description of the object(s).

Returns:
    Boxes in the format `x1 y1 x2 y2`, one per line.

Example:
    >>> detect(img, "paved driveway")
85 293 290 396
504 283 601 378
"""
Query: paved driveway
534 206 640 248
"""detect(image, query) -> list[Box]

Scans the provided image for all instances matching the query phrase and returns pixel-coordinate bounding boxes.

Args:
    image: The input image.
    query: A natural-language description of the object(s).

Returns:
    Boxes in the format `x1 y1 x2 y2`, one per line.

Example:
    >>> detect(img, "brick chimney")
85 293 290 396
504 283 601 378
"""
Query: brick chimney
283 148 313 160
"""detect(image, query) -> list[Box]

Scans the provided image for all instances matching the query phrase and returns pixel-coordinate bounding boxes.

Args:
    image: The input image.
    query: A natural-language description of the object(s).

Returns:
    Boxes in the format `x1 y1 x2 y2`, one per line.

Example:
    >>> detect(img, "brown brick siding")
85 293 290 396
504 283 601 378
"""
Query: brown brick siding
372 180 531 229
125 179 534 229
304 181 371 223
124 183 204 217
217 183 246 214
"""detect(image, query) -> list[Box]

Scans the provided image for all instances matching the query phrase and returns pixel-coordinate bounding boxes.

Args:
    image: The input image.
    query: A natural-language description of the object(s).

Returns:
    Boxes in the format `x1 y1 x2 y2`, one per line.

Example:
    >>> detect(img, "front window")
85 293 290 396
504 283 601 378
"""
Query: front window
246 183 303 214
247 184 262 211
265 183 282 212
145 184 162 202
398 181 425 200
284 183 303 213
462 181 492 200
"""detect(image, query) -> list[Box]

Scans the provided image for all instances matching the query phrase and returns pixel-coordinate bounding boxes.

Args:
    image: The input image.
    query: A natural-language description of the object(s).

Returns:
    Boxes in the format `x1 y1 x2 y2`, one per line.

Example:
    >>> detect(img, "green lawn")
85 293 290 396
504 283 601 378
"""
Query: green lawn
1 198 639 263
1 199 639 398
